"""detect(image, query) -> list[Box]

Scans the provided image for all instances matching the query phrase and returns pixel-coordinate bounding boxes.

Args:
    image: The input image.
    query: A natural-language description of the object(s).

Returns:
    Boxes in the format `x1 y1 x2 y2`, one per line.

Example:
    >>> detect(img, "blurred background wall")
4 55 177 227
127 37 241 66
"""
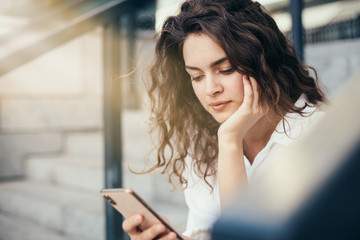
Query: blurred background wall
0 0 359 239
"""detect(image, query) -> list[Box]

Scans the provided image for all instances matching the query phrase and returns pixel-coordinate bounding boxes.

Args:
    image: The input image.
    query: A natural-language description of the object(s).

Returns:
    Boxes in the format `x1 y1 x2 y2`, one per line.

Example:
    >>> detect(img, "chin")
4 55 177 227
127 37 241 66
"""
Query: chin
208 109 233 124
213 114 230 124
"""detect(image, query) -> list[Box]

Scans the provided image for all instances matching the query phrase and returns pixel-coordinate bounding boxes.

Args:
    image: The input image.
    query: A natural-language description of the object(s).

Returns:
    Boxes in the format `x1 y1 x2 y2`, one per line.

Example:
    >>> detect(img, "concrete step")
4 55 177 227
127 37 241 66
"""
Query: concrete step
64 132 103 159
1 98 102 131
0 180 104 240
0 180 188 238
26 154 186 212
25 155 104 192
25 154 158 202
61 110 152 162
26 154 187 205
0 212 82 240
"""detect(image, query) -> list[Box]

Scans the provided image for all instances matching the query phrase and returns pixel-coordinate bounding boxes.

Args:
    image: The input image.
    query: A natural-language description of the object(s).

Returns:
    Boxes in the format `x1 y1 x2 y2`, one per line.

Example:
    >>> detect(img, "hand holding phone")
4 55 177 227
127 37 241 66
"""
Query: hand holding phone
101 188 184 240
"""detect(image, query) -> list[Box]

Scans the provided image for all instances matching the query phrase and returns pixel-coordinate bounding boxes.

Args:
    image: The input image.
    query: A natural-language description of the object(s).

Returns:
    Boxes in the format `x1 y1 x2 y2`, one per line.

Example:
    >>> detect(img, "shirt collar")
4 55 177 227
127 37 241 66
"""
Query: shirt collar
271 95 316 146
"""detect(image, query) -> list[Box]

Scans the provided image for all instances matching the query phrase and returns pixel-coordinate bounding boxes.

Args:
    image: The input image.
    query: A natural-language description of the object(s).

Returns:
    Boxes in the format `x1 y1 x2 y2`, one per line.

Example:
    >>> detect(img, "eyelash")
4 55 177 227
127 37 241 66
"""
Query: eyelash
191 75 204 81
218 68 235 74
190 68 235 82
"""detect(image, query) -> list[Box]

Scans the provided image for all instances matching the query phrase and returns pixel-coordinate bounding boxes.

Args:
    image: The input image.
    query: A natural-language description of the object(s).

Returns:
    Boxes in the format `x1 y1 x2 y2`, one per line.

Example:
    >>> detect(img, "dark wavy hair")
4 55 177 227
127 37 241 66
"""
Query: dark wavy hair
144 0 325 189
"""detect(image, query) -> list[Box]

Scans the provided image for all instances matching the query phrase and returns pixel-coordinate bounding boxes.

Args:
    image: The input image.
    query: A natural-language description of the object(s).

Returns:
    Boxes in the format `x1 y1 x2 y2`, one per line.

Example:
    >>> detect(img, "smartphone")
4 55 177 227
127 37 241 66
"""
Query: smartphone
101 188 184 240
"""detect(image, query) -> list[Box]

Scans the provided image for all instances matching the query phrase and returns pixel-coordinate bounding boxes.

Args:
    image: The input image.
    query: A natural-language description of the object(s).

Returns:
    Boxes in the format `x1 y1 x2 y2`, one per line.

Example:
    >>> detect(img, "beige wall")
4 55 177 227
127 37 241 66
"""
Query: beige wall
0 27 104 177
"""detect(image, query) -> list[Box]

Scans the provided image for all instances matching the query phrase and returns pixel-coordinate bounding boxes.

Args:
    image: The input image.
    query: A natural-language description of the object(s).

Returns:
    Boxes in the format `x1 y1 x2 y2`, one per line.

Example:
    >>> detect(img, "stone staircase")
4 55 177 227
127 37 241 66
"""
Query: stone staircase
0 3 188 237
0 111 188 240
0 131 105 240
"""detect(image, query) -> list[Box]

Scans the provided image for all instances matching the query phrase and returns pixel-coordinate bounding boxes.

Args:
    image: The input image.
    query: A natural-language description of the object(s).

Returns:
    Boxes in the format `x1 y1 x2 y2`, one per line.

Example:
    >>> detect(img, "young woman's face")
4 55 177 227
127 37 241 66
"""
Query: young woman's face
183 33 245 123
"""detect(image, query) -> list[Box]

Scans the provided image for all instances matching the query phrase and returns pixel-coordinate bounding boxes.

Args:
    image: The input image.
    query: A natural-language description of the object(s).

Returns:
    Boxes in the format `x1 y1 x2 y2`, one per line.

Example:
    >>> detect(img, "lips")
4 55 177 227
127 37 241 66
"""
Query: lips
209 100 231 111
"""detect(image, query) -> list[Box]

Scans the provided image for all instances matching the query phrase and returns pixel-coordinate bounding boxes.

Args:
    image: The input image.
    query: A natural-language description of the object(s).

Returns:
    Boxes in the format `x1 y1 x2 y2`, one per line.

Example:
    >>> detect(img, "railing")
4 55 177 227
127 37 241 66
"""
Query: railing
0 1 154 239
285 15 360 45
306 15 360 44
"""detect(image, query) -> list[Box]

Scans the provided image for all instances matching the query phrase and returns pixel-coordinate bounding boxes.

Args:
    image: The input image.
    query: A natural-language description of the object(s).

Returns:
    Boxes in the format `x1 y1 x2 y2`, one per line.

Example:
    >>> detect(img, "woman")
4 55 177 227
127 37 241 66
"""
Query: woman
123 0 326 239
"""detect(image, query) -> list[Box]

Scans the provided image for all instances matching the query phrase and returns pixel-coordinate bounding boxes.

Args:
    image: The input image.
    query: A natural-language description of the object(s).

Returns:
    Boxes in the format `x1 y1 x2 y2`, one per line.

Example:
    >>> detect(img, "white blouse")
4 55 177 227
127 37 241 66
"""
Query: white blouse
182 98 324 237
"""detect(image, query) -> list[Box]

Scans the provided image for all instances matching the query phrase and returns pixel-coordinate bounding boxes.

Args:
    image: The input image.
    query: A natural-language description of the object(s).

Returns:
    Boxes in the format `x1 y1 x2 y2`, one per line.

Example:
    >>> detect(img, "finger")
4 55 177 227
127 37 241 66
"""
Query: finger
159 214 170 225
122 214 143 235
157 231 177 240
248 76 260 110
242 75 254 108
142 224 167 239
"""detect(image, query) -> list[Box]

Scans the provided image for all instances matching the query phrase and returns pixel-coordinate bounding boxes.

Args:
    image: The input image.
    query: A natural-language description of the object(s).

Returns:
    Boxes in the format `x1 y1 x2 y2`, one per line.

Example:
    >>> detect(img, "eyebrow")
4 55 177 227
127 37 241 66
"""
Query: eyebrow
185 57 228 70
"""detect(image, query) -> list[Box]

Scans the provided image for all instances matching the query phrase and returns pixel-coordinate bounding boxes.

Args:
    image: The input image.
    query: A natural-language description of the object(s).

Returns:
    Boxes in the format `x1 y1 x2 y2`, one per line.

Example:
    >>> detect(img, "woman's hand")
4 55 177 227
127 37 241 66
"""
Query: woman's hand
122 214 178 240
218 75 266 142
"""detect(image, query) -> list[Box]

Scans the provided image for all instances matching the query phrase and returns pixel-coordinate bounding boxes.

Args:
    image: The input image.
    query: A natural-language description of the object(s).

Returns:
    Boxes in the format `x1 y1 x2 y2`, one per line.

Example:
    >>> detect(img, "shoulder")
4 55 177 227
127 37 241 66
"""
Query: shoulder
274 96 326 146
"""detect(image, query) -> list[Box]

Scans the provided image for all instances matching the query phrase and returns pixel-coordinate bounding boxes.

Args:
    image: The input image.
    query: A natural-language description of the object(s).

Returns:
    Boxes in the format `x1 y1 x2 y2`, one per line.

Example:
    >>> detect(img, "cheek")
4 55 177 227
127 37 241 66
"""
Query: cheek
191 82 207 105
227 74 245 98
237 80 245 97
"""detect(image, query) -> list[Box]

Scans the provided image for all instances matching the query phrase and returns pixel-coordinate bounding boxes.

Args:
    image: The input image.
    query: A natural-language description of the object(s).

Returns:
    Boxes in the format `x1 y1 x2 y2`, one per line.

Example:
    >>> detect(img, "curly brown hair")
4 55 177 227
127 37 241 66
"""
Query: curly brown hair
144 0 325 189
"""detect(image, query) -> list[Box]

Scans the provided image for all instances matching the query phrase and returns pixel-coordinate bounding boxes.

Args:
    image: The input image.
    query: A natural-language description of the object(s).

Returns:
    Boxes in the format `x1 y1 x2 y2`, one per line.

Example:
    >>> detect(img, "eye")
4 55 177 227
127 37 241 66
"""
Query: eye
191 75 205 81
218 68 235 75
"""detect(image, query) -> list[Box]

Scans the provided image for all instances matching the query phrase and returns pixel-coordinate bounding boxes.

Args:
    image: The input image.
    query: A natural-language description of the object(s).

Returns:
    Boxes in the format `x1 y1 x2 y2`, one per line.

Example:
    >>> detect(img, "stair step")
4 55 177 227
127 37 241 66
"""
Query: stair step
64 132 103 159
0 180 104 240
0 212 82 240
62 110 153 161
25 155 104 192
0 180 188 238
25 154 158 201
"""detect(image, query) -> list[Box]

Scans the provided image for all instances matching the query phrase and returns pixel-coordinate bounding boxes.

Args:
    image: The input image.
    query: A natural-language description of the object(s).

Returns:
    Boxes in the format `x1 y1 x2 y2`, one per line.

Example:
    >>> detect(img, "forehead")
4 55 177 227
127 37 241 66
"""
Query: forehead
183 33 227 67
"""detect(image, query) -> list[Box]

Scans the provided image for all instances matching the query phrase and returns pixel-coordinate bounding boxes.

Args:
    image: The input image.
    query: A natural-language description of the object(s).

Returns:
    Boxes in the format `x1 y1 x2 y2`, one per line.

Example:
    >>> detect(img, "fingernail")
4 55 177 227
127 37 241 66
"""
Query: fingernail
156 224 164 232
133 215 141 223
168 232 176 240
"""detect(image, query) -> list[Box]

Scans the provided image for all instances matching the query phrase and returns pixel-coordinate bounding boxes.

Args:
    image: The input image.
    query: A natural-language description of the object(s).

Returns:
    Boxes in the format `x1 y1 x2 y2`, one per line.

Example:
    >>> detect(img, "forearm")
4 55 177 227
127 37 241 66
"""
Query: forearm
217 139 247 209
216 75 263 209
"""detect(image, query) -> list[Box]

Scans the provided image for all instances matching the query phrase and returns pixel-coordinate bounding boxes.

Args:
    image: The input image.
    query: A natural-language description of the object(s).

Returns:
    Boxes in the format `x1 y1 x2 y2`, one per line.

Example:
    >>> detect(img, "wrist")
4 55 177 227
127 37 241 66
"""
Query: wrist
217 123 246 140
218 131 244 145
218 136 243 152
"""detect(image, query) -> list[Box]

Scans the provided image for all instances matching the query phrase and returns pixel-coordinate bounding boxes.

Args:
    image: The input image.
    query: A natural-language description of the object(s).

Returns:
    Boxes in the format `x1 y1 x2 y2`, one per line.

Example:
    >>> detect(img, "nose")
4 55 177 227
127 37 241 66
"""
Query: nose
205 74 223 96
